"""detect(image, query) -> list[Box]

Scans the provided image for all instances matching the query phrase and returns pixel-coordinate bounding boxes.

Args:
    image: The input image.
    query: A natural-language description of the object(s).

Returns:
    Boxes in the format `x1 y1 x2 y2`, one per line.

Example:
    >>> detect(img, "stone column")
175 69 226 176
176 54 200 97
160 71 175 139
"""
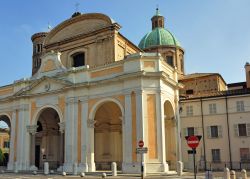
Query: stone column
80 97 88 172
122 91 132 170
7 110 16 170
156 90 168 172
87 118 96 172
27 125 38 170
135 90 146 174
64 97 78 172
58 122 65 166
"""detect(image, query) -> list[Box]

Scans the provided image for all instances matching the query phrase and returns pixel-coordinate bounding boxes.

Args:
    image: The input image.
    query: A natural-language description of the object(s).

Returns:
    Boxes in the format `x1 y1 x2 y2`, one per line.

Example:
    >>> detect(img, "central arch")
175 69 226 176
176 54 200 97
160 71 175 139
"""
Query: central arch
34 107 64 169
92 99 123 170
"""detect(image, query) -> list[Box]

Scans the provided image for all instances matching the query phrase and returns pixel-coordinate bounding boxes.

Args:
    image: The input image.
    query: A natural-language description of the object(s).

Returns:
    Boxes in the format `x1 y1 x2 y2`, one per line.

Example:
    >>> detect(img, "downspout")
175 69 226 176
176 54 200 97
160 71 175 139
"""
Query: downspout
225 95 232 169
200 97 207 170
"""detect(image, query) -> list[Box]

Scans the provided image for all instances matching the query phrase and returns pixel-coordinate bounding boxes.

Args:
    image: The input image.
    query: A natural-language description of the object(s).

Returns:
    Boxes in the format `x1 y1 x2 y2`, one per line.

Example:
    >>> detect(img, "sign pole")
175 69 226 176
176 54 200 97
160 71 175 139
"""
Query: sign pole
193 148 196 179
141 153 143 179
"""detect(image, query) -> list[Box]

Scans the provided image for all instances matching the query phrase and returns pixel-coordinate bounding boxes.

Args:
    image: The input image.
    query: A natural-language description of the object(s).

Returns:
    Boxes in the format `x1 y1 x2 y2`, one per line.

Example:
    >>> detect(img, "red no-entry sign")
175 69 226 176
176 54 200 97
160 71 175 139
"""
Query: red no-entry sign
186 135 200 149
138 140 144 148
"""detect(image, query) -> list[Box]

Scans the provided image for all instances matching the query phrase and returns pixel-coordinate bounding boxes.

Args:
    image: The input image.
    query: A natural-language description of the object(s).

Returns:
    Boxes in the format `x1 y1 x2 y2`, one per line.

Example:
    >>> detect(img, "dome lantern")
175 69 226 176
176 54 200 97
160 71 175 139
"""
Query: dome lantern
151 8 165 30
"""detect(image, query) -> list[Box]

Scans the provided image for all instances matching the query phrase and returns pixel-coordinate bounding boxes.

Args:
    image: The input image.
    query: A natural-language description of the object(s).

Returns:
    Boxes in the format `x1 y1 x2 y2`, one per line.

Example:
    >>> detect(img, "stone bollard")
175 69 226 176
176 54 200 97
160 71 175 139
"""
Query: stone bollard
205 170 213 179
73 163 78 175
102 172 106 178
111 162 117 176
44 162 49 175
33 170 37 175
62 171 67 176
224 167 230 179
80 172 85 177
241 169 247 179
230 170 236 179
177 161 183 176
14 161 18 173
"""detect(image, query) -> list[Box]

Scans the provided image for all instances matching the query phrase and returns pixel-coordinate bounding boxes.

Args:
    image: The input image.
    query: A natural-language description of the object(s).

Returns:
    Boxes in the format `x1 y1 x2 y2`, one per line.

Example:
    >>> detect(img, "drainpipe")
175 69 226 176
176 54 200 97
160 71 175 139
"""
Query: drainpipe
200 97 207 170
225 95 232 169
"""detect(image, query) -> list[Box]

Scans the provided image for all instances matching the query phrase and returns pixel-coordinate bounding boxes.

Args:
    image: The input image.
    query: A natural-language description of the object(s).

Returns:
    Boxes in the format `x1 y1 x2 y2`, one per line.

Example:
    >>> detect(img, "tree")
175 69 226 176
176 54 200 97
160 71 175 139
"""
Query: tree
0 148 5 166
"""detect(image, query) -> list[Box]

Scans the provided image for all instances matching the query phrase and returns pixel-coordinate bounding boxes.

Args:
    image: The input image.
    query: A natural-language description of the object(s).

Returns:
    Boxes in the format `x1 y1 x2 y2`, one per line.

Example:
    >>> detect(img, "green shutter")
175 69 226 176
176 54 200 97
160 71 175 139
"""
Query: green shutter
207 126 211 139
234 124 239 137
247 123 250 136
218 126 222 138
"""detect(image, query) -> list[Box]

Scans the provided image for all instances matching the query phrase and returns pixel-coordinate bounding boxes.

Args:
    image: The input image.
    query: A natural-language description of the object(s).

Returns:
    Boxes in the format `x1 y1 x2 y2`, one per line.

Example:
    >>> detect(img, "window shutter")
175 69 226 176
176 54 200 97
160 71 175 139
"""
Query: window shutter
234 124 239 137
194 127 198 135
218 126 222 138
247 123 250 136
183 128 187 138
207 126 211 138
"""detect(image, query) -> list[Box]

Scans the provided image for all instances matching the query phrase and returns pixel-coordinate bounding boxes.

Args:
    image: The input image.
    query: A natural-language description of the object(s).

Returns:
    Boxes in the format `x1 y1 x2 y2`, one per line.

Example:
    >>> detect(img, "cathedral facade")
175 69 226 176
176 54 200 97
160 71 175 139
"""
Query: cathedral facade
0 11 183 173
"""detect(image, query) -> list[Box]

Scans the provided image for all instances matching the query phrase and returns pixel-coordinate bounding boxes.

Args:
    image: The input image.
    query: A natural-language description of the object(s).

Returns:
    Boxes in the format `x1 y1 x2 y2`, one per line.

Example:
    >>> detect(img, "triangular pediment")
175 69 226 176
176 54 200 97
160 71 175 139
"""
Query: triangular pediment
14 76 72 96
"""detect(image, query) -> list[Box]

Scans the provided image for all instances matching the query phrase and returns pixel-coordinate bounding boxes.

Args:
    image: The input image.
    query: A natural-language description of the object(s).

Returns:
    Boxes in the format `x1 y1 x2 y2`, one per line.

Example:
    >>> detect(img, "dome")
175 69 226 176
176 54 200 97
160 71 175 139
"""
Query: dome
138 27 181 49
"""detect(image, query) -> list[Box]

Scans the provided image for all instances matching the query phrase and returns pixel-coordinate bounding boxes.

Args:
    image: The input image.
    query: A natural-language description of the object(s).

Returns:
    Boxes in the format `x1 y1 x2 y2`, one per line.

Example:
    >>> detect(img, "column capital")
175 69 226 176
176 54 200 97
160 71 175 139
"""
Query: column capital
66 97 78 105
27 125 38 135
79 96 89 103
58 122 65 133
87 119 96 128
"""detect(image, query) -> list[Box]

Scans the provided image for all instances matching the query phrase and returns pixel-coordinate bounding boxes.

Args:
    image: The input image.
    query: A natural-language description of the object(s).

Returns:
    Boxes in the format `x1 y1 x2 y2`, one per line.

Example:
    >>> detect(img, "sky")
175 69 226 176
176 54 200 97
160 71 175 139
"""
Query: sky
0 0 250 86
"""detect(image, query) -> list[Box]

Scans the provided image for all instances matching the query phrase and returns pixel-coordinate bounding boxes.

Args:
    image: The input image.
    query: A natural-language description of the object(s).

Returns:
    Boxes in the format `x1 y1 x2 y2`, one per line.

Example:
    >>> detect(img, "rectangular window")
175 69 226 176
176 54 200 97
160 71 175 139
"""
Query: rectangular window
209 103 217 114
238 123 247 137
240 148 250 161
211 126 219 138
3 141 10 148
212 149 221 162
236 101 245 112
186 105 193 116
187 127 195 136
166 56 173 67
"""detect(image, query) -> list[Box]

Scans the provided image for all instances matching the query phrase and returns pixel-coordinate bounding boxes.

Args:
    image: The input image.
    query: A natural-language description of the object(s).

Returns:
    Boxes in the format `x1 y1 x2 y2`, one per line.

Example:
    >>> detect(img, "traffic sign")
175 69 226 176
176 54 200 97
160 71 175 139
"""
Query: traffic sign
138 140 144 148
186 135 200 149
136 147 148 154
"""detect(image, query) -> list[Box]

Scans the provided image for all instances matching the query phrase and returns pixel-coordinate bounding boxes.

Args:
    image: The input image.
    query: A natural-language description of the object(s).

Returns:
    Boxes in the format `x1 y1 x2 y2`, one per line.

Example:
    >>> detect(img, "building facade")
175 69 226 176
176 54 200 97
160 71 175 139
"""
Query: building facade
0 9 249 174
0 11 182 173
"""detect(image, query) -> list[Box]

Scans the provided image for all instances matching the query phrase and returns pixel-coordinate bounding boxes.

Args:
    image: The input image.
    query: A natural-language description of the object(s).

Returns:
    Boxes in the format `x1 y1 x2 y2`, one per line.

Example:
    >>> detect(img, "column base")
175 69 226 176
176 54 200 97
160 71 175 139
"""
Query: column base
79 163 88 172
7 162 14 171
87 162 95 172
62 163 74 173
29 165 38 171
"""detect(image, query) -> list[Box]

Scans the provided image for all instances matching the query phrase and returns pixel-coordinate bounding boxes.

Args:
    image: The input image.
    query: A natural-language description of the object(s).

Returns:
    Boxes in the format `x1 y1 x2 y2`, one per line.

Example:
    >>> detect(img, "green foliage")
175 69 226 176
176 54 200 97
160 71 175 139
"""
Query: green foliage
0 148 4 165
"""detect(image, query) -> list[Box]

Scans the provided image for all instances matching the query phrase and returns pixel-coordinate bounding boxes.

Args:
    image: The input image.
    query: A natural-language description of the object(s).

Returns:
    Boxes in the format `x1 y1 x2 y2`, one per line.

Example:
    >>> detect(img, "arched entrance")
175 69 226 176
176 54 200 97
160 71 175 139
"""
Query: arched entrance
0 115 11 167
94 101 123 170
34 107 63 169
164 100 176 170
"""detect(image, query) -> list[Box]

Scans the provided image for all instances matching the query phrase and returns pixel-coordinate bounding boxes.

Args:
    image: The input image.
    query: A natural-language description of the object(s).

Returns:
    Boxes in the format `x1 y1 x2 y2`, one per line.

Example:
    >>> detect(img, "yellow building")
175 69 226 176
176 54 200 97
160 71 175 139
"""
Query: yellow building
0 10 183 173
0 8 249 174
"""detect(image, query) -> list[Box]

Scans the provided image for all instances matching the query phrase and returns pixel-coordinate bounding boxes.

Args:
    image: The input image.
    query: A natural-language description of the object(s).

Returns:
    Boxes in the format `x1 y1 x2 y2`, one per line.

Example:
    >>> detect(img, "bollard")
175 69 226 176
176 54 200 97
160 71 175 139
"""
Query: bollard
224 167 230 179
230 170 236 179
80 172 85 177
33 170 37 175
44 162 49 175
102 172 106 178
241 169 247 179
112 162 117 176
205 170 213 179
62 171 67 176
73 163 78 175
177 161 183 176
14 161 18 173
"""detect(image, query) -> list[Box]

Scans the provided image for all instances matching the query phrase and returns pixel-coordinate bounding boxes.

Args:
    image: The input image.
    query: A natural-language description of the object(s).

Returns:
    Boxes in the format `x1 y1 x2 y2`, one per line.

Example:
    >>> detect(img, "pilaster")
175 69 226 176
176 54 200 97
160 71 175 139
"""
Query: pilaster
7 111 16 170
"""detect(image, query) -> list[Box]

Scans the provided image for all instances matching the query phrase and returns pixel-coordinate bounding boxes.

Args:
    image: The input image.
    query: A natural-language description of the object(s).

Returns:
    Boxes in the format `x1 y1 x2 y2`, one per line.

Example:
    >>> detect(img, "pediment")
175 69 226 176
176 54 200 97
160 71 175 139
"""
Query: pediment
15 77 72 96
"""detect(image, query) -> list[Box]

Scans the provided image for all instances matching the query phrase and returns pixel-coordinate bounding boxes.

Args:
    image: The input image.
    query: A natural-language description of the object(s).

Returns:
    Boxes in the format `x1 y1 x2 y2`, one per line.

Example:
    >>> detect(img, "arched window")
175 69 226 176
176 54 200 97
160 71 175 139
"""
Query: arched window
166 56 174 67
72 52 85 67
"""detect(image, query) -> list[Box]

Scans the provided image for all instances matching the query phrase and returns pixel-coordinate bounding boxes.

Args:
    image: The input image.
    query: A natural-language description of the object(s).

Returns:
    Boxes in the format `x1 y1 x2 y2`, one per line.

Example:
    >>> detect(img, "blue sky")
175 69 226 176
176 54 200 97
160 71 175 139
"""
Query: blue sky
0 0 250 88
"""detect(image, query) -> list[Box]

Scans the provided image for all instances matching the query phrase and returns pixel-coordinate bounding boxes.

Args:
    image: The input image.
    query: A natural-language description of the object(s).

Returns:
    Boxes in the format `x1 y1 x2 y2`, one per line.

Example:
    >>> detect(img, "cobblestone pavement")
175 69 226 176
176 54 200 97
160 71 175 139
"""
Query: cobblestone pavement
0 171 249 179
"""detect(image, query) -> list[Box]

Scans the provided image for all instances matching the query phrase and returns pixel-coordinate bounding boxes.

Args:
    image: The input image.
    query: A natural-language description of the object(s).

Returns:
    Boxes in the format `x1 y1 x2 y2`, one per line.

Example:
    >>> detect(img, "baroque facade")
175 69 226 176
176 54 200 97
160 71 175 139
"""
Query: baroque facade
0 9 249 173
0 10 182 173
